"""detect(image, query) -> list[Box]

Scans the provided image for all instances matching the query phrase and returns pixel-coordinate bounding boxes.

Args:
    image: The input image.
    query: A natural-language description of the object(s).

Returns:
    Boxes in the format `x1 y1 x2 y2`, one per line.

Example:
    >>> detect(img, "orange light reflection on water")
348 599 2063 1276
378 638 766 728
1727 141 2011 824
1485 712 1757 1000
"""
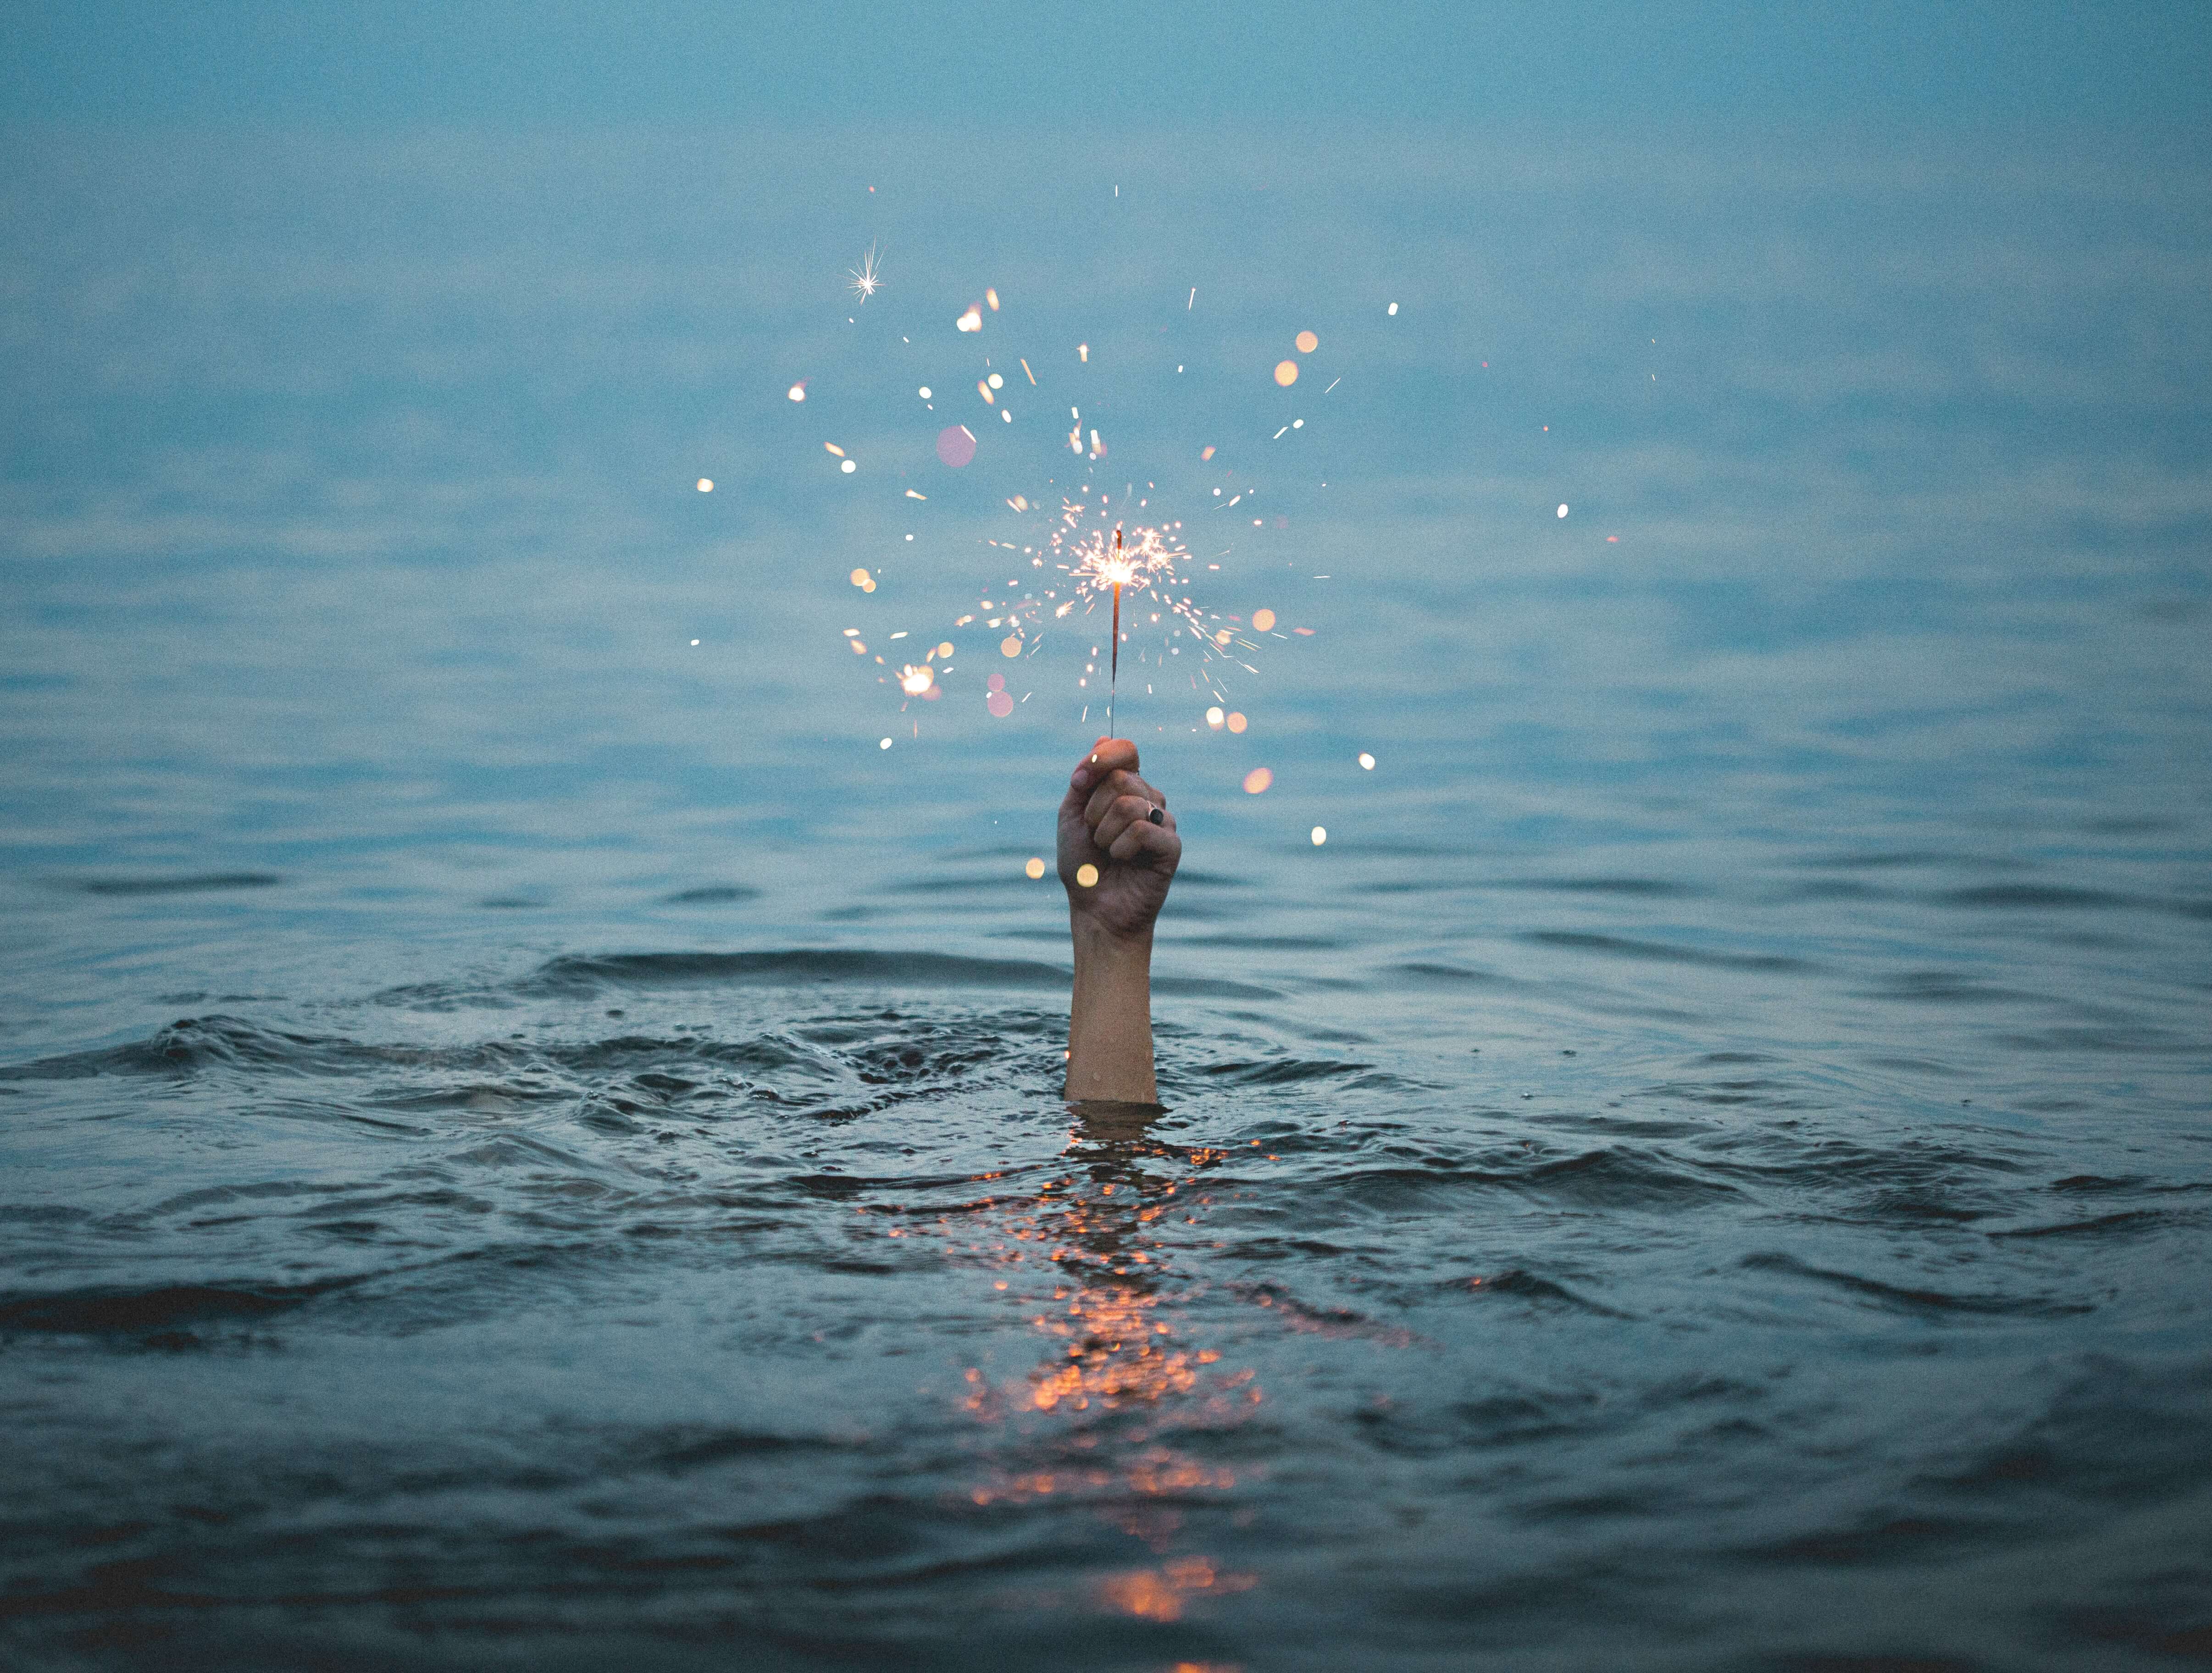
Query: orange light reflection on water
932 1102 1263 1612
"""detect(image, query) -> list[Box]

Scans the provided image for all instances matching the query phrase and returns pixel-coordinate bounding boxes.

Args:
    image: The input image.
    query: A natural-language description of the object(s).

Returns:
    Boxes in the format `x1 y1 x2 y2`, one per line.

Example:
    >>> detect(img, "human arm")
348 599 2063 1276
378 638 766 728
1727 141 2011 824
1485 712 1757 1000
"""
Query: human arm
1057 737 1181 1103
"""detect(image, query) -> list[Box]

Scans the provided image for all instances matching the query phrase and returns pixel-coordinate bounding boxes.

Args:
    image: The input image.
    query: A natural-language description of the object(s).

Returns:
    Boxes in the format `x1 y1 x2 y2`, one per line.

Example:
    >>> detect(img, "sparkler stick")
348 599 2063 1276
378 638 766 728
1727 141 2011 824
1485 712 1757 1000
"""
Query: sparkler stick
1107 525 1123 737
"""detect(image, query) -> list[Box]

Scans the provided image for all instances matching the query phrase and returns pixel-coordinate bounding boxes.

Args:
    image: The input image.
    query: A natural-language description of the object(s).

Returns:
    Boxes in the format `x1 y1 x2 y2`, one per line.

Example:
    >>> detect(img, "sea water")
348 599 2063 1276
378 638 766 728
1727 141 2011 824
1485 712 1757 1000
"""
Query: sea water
2 127 2208 1669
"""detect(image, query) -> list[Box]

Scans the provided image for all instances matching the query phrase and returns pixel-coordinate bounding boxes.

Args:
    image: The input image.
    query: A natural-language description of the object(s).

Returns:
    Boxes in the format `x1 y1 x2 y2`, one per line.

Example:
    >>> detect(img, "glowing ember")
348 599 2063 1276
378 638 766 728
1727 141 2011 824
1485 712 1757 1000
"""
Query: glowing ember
1025 857 1046 879
1295 330 1319 353
1358 752 1375 770
695 478 713 492
1251 608 1275 632
1558 504 1569 518
846 244 882 302
1206 706 1225 730
1274 360 1299 387
1312 826 1328 845
898 664 937 696
1242 768 1273 794
957 304 983 332
787 383 807 402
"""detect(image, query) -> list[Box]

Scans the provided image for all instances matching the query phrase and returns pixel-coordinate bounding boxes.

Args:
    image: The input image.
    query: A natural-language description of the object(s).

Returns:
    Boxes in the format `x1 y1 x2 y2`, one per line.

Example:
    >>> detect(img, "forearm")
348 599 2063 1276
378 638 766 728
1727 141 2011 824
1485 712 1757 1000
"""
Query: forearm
1064 917 1156 1103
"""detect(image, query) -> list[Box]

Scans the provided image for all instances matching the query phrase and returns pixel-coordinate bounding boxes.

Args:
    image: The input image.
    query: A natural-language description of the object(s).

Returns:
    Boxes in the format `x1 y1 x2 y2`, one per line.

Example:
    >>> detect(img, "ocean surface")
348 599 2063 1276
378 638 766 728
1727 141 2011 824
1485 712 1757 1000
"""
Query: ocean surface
2 126 2209 1670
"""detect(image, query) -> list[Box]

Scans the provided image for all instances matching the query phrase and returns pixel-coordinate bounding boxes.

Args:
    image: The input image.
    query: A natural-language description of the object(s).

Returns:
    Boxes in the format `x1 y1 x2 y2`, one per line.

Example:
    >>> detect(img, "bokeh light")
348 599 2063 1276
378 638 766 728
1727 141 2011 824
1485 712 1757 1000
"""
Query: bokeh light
1226 712 1247 734
937 425 977 467
1025 857 1046 880
695 478 713 492
1294 330 1319 354
1311 826 1327 845
849 568 870 587
1251 608 1275 632
1358 752 1375 770
1273 360 1299 387
1242 768 1273 794
841 459 857 474
1001 636 1023 658
1076 863 1099 888
1205 706 1225 730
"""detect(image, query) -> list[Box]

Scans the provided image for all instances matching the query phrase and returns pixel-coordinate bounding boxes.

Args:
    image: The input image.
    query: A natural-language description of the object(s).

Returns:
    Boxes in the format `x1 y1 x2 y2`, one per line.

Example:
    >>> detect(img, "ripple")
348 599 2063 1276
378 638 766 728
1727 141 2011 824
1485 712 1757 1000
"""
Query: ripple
67 872 283 897
1519 931 1815 971
1741 1252 2092 1318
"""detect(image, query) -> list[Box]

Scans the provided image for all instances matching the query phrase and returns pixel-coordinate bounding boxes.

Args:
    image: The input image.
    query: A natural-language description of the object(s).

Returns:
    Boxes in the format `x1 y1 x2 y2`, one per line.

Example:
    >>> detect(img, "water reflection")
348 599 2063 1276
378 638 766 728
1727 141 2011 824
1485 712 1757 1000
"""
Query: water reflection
955 1100 1258 1617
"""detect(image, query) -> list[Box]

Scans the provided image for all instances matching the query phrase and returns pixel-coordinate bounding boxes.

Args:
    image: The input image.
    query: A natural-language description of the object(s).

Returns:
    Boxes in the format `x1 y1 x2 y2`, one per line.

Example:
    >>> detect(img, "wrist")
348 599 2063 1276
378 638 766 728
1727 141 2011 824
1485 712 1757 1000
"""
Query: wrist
1069 911 1154 964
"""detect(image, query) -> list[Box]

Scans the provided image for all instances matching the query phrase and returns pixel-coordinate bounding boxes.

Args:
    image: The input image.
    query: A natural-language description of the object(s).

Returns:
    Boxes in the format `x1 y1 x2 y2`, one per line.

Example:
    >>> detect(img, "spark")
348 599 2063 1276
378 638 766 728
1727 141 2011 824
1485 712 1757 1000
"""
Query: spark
847 244 883 303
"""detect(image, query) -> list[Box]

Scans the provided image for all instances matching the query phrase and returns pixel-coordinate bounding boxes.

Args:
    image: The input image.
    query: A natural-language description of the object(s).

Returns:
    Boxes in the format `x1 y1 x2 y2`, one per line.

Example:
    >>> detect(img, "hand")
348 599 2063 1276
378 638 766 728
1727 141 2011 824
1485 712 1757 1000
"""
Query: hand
1057 737 1181 943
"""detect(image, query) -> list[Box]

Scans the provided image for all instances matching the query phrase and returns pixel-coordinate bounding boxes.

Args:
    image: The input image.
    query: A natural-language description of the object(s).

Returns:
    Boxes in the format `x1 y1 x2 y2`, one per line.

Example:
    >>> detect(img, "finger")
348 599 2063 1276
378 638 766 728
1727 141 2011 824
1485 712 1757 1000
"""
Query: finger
1074 737 1140 789
1108 813 1183 866
1092 792 1160 855
1063 740 1134 822
1085 769 1161 831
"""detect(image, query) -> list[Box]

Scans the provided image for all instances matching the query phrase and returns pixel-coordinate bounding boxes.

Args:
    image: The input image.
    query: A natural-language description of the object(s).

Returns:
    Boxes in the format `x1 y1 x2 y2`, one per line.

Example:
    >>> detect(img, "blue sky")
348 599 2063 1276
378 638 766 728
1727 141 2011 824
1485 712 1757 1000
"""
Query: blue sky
5 1 2207 130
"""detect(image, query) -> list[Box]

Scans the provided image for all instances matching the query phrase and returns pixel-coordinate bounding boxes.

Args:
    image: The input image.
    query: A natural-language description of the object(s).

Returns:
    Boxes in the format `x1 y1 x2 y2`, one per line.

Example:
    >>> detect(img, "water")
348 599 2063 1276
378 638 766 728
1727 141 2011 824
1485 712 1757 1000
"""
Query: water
3 127 2209 1670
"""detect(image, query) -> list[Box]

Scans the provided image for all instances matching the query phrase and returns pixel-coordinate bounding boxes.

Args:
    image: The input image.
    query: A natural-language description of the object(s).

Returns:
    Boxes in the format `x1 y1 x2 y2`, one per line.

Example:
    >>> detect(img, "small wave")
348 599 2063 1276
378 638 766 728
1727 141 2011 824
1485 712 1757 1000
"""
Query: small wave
516 949 1072 996
1797 850 2023 871
1989 1210 2176 1240
1936 884 2136 909
68 872 282 896
1750 1512 1973 1566
1863 970 2042 1004
1196 1057 1375 1086
660 885 760 903
1387 962 1512 986
1450 1268 1627 1316
1741 1252 2090 1317
1518 931 1813 972
1497 876 1698 897
0 1016 390 1081
0 1277 352 1340
1516 1147 1741 1208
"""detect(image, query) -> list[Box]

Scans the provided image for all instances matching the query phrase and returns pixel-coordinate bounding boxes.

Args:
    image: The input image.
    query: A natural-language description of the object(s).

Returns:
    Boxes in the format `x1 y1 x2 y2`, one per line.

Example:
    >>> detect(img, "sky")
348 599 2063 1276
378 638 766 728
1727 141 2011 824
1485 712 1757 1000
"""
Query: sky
4 0 2208 133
